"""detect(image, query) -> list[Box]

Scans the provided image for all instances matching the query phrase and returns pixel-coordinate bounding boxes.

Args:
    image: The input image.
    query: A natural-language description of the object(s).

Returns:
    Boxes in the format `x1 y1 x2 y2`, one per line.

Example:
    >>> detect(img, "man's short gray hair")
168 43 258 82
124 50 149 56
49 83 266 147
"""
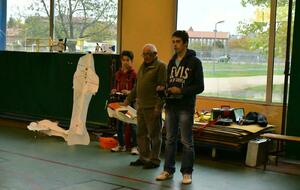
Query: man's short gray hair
143 44 158 53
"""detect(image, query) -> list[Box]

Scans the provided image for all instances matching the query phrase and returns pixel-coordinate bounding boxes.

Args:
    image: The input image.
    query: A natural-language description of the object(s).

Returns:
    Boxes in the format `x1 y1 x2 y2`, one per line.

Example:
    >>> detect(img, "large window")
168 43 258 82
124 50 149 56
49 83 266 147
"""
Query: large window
6 0 50 52
177 0 294 103
5 0 119 53
54 0 118 52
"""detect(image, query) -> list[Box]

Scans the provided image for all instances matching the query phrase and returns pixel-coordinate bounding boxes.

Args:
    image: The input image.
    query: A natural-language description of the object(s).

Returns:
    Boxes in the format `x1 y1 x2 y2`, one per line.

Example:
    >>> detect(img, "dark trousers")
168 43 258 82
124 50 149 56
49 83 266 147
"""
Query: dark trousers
137 107 162 165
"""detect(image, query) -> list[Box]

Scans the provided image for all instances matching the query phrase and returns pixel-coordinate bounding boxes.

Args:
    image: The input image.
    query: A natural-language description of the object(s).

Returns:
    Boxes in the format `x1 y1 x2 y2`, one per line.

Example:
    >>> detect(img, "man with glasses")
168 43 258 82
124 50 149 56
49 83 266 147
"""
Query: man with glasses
124 44 167 169
156 30 204 184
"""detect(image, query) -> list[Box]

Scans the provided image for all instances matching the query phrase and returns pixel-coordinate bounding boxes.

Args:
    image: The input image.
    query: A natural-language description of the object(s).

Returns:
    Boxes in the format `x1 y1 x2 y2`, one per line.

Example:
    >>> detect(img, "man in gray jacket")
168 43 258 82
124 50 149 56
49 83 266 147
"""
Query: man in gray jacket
125 44 167 169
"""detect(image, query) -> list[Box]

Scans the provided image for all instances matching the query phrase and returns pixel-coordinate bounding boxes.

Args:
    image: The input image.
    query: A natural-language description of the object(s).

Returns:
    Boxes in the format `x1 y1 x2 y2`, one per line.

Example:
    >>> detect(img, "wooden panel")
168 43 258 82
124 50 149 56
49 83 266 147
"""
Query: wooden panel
195 97 283 133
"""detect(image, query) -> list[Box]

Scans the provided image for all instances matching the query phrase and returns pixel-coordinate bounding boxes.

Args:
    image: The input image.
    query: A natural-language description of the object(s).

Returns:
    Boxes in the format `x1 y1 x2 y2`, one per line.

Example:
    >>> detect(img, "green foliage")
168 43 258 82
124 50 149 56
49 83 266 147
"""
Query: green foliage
241 0 270 7
238 0 293 59
228 37 251 50
24 16 49 38
53 0 117 40
7 17 23 28
237 20 268 52
214 40 225 49
84 22 117 42
241 0 289 7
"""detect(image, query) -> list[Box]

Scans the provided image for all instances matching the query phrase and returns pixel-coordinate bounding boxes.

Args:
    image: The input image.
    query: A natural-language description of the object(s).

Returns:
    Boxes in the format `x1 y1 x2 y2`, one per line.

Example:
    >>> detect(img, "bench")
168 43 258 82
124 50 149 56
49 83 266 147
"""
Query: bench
260 133 300 170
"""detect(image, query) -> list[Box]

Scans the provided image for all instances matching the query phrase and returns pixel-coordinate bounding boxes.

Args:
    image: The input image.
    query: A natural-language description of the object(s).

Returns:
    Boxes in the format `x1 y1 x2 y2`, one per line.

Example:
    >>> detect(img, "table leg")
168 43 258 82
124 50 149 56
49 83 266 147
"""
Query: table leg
212 147 217 158
275 139 280 166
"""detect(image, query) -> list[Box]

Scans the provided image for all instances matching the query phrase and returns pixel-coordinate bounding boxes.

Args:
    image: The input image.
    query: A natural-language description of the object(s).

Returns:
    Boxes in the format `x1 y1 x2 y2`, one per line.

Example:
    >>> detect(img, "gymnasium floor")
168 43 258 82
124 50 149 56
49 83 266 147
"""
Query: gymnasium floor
0 119 300 190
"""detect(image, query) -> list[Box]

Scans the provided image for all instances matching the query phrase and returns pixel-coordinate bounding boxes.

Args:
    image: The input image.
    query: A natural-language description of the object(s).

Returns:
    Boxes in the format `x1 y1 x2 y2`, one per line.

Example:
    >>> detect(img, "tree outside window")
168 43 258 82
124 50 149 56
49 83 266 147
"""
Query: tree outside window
6 0 118 53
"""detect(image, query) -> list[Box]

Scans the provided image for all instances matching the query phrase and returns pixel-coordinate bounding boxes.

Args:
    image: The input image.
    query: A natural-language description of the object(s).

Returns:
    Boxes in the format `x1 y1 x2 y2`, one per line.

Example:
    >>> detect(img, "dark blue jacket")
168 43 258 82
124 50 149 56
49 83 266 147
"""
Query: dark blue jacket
166 49 204 110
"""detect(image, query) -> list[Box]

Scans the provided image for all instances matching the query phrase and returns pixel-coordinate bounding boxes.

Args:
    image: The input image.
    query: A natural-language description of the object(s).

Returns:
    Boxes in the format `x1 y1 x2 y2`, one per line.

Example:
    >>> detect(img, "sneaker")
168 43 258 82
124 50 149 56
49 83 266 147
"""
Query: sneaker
182 174 192 185
111 145 126 152
130 147 139 155
156 171 173 181
130 159 145 166
143 161 160 169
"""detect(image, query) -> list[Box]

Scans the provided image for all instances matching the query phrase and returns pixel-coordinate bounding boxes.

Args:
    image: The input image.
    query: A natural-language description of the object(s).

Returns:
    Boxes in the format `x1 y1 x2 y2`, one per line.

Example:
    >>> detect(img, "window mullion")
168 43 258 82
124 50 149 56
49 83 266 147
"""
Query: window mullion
50 0 55 41
266 0 278 104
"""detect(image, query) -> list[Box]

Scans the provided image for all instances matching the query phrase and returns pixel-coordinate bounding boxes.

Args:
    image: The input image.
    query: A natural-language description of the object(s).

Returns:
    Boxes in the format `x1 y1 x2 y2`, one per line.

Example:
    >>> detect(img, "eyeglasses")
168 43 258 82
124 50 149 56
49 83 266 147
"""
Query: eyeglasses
142 52 155 57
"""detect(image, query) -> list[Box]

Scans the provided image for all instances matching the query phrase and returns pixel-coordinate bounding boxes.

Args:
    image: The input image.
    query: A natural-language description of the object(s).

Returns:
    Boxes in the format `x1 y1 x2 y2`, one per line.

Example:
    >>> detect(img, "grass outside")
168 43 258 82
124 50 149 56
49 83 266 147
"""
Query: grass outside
203 62 285 77
201 84 284 102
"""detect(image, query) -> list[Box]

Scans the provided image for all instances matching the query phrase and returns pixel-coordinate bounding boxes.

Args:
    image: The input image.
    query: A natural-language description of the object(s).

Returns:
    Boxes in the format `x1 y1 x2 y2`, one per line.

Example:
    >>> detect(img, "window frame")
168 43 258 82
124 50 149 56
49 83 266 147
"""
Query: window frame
175 0 292 105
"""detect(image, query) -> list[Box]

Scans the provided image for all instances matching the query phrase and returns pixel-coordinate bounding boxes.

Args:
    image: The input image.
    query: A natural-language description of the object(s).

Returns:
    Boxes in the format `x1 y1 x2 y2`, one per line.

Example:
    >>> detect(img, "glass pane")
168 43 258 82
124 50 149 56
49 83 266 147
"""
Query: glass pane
6 0 50 52
177 0 271 101
272 0 295 103
54 0 118 53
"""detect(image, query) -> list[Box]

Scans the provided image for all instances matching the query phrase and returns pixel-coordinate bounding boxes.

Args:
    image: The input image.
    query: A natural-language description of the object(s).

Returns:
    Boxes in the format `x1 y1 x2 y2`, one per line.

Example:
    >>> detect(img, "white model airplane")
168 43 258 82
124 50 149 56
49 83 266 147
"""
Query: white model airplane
27 53 99 145
107 102 137 125
27 119 68 140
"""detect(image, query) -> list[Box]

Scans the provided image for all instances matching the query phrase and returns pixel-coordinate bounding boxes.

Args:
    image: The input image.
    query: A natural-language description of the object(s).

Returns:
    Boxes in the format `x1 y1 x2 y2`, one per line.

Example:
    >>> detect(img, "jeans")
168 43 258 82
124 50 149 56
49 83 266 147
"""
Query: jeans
163 107 194 174
116 121 137 147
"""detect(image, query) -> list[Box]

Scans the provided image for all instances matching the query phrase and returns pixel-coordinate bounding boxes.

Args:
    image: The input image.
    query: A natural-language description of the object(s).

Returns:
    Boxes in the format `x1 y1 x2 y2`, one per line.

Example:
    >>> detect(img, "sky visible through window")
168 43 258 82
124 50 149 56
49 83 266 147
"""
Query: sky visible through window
7 0 48 19
177 0 256 35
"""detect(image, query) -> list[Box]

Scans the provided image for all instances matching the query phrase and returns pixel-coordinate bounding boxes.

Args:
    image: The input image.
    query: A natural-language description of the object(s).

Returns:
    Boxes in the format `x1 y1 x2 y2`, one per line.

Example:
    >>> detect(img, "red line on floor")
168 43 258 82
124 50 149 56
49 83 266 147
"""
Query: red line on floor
0 148 180 190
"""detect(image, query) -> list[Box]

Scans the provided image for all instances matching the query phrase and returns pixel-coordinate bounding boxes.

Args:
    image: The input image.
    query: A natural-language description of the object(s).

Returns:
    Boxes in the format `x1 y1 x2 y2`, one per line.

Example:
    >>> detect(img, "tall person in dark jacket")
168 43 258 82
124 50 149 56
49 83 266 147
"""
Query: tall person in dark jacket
156 30 204 184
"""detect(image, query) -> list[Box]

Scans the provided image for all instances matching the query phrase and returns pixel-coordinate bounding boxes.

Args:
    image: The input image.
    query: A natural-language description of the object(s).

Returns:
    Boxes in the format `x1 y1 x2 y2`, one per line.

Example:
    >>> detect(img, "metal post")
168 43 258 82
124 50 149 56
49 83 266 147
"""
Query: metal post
213 20 224 74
